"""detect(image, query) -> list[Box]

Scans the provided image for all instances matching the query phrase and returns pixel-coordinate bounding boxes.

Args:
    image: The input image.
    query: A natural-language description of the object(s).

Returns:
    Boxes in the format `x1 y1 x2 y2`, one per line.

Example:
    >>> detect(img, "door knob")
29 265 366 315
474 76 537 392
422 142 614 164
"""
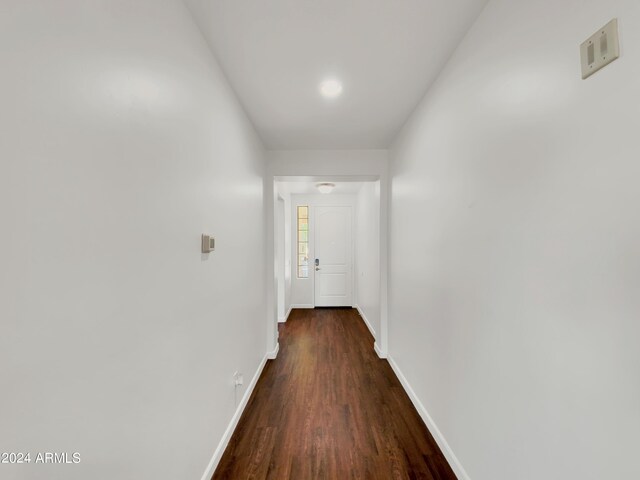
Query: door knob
315 267 321 271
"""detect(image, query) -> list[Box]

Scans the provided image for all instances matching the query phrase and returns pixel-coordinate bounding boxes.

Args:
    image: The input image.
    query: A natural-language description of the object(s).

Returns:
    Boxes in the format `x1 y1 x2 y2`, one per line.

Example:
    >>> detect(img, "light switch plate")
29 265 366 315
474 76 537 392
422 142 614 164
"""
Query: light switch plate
201 234 215 253
581 19 620 79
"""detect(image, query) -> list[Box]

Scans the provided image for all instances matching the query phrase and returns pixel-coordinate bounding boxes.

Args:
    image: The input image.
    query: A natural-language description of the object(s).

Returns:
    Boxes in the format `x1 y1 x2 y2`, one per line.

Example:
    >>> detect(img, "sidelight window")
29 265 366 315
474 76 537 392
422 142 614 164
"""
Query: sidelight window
297 206 309 278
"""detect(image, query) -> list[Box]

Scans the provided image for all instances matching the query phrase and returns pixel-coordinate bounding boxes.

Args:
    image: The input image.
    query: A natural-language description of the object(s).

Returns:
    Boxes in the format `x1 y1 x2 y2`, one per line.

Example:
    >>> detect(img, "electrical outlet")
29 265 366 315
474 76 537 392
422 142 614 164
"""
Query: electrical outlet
233 371 244 387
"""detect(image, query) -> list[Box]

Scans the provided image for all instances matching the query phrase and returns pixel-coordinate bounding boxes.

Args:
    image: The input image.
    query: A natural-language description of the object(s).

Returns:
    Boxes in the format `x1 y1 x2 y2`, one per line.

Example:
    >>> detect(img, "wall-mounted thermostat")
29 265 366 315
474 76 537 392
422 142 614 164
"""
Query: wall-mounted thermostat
581 19 620 79
201 234 215 253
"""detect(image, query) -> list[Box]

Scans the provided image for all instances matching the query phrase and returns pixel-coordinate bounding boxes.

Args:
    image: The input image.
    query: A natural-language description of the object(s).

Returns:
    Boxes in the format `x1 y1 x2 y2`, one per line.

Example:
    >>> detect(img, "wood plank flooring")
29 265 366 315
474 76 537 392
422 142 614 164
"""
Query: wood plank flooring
213 308 457 480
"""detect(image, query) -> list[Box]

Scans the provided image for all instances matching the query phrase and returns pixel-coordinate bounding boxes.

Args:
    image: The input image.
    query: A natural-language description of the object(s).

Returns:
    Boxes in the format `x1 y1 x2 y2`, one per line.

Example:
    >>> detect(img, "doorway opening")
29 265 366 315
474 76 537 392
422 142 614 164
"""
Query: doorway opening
273 177 383 355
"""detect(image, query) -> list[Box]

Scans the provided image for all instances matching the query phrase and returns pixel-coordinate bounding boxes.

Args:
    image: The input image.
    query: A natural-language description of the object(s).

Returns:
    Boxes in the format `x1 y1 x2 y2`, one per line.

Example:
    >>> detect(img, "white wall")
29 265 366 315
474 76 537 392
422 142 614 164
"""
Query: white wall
282 193 292 320
0 2 265 479
269 149 388 177
389 1 640 479
273 189 293 322
355 182 381 339
289 194 357 307
276 195 286 320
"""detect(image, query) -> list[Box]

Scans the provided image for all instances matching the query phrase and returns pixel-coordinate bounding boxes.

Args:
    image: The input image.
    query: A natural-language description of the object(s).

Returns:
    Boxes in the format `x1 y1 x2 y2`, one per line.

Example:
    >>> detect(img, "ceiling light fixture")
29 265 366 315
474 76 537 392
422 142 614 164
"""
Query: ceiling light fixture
319 79 343 99
317 183 335 194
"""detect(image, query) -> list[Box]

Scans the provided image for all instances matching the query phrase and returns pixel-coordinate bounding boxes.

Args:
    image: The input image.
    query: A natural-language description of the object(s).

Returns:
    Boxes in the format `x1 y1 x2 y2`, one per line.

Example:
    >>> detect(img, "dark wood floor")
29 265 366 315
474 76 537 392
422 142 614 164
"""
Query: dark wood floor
213 308 456 480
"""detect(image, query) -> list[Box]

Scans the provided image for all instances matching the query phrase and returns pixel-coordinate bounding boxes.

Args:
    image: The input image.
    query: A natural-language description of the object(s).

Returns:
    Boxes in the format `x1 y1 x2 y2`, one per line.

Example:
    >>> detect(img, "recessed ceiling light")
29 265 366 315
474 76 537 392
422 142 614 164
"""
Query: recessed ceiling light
317 183 335 194
319 79 343 99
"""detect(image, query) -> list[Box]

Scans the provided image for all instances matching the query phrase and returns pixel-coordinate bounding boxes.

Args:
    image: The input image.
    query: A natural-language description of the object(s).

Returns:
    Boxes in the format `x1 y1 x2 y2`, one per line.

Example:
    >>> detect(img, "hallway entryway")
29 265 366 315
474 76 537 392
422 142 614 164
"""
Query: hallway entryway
213 308 456 479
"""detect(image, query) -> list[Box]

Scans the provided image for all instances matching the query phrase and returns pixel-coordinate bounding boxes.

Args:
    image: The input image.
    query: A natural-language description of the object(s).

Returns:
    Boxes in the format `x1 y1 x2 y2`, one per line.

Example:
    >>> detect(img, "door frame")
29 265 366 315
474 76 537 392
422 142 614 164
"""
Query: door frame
268 172 389 359
288 196 356 309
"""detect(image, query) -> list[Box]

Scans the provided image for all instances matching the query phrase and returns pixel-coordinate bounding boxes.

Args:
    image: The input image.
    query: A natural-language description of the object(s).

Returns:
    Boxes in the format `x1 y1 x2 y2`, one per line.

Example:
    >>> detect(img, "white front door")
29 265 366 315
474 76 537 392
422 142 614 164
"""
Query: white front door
314 206 352 307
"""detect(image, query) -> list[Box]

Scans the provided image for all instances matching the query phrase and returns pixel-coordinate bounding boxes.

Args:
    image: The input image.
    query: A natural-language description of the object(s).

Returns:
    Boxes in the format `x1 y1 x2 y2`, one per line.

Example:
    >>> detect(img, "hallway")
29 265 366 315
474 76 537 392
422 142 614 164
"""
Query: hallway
213 308 455 480
3 1 639 479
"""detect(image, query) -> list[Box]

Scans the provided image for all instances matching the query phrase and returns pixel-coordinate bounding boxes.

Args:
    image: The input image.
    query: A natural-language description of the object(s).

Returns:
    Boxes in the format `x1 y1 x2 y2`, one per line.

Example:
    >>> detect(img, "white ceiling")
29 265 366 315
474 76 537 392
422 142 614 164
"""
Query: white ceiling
276 181 365 196
185 0 488 149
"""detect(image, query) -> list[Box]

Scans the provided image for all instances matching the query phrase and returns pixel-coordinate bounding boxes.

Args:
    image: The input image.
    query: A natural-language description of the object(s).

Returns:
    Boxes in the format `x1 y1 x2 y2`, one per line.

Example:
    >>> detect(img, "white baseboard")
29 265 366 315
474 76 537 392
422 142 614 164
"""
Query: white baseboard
290 304 314 309
374 342 385 359
387 356 471 480
199 353 269 480
355 304 376 339
278 306 293 323
267 342 279 360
